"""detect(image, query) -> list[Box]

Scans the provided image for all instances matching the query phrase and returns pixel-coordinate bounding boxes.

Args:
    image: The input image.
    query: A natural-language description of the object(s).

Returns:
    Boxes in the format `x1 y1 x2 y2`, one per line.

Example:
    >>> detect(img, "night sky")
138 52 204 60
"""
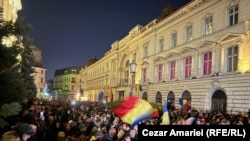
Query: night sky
18 0 191 80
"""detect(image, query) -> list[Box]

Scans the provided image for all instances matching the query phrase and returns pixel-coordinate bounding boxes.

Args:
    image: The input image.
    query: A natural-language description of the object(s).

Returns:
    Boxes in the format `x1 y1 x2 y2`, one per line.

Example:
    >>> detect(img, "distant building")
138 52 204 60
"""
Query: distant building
30 45 47 98
0 0 23 63
53 66 81 100
80 0 250 113
1 1 47 99
0 0 22 22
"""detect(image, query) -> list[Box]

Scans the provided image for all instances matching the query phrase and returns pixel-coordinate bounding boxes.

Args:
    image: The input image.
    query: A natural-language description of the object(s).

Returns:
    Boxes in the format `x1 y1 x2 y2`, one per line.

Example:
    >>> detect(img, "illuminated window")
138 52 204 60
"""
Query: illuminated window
157 64 163 81
205 16 212 35
227 45 238 72
184 57 192 78
203 52 212 75
170 61 176 80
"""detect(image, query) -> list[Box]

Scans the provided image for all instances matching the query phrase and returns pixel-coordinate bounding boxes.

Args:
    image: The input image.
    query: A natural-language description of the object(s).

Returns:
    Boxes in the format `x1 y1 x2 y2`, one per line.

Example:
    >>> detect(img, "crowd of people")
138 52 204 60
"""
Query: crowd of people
1 97 250 141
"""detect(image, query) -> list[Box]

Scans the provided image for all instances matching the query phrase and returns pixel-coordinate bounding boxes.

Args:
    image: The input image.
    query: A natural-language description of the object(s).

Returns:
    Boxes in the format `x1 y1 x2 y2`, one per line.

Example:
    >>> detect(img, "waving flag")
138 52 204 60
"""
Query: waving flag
183 116 195 125
162 101 170 125
151 108 159 118
113 96 153 127
98 92 104 102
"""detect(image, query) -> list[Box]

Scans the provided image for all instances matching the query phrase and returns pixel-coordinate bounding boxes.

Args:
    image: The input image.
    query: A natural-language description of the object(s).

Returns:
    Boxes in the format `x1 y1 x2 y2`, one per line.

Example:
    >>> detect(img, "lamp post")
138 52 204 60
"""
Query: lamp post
130 60 137 96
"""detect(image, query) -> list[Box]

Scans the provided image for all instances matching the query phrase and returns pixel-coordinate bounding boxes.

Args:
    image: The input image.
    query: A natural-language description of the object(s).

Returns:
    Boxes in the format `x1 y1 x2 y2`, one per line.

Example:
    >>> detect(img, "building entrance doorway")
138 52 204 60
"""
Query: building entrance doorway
211 90 226 113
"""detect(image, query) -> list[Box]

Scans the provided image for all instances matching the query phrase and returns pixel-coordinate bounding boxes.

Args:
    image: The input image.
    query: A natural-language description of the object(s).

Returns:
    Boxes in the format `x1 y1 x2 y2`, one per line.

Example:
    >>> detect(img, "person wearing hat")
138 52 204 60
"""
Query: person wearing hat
15 123 35 141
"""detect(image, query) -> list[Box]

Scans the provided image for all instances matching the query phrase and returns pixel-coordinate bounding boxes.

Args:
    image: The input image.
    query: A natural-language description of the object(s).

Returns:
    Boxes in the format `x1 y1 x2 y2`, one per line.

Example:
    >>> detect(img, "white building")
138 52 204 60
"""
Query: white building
0 0 22 22
30 45 47 98
81 0 250 113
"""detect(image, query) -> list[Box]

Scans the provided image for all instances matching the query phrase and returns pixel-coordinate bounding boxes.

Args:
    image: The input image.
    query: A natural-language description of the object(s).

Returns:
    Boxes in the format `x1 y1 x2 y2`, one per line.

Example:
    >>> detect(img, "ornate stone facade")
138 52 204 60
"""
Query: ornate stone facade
81 0 250 113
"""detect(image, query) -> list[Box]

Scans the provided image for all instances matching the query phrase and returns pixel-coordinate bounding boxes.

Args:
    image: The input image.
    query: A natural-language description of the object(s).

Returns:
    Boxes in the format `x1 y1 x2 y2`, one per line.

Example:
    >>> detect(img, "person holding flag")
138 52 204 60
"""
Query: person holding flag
113 96 154 128
162 101 170 125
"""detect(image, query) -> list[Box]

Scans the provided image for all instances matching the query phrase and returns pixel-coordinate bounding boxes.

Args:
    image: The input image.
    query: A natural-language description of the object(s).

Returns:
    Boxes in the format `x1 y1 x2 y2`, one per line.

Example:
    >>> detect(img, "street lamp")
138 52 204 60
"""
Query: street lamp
130 60 137 96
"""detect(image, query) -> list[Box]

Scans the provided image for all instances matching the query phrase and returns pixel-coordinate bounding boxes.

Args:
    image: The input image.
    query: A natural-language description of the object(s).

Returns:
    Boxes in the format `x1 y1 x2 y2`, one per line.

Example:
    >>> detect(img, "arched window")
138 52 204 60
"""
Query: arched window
155 91 162 103
142 92 148 101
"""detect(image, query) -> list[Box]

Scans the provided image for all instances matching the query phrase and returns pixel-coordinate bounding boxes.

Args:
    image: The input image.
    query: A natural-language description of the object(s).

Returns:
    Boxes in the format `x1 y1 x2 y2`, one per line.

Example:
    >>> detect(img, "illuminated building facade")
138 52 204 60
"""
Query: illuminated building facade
1 0 47 99
30 45 47 98
80 0 250 113
53 66 81 100
0 0 22 22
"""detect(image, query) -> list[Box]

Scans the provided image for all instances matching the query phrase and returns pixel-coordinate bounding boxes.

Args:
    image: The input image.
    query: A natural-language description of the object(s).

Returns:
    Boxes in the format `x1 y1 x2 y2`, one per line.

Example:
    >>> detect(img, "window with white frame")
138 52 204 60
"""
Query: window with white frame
205 16 212 35
142 68 147 83
203 52 212 75
227 45 238 72
171 32 177 48
157 64 163 81
169 61 176 80
186 25 192 42
184 57 192 78
228 4 238 26
159 38 164 52
143 45 148 58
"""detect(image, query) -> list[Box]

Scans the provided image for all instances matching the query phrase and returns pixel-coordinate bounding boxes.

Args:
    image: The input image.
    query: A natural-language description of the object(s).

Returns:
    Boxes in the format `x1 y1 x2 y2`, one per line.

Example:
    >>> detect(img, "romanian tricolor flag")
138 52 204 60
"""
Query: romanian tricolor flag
162 102 170 125
113 96 153 127
151 108 159 118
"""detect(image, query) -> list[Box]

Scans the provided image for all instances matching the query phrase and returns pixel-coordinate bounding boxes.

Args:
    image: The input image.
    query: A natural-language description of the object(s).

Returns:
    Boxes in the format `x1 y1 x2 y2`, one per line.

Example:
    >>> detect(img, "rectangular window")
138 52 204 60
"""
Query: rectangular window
203 52 212 75
143 46 148 58
158 64 163 81
142 68 147 83
71 77 75 83
159 39 164 52
124 70 129 85
228 5 238 26
185 57 192 78
186 25 192 42
71 85 75 91
205 16 212 35
171 32 177 47
227 46 238 72
170 61 176 80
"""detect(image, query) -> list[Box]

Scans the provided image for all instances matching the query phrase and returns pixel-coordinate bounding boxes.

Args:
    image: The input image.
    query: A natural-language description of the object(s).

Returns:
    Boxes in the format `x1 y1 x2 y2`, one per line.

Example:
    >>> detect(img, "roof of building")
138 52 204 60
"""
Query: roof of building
54 66 82 76
85 56 98 67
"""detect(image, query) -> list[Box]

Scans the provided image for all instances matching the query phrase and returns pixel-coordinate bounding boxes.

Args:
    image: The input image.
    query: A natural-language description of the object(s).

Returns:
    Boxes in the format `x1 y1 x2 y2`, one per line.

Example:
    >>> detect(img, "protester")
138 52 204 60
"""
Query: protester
1 98 250 141
15 123 35 141
1 131 20 141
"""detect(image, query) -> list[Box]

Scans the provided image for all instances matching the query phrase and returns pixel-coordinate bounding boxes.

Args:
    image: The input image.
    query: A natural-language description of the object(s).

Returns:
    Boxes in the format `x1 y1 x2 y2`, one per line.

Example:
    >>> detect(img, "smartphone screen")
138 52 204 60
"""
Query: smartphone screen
40 111 44 120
